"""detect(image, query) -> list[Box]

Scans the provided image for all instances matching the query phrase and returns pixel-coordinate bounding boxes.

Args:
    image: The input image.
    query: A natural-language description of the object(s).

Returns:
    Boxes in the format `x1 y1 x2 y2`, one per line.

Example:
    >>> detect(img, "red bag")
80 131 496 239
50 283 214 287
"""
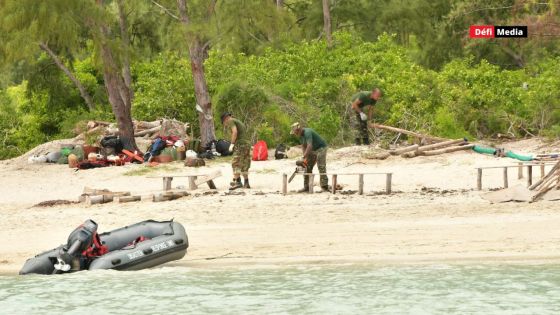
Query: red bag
252 140 268 161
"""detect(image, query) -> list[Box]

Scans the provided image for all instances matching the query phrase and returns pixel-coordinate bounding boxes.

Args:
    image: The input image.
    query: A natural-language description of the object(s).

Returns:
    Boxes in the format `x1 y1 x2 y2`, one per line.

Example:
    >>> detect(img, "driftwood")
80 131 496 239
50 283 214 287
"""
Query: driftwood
77 119 190 140
370 123 449 143
114 195 142 203
85 195 114 205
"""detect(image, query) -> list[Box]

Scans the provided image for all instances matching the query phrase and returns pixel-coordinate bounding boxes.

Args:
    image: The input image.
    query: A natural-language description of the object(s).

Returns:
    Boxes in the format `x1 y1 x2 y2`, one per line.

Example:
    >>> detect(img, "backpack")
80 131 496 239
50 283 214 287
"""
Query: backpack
216 139 232 156
252 140 268 161
274 144 288 160
100 136 123 153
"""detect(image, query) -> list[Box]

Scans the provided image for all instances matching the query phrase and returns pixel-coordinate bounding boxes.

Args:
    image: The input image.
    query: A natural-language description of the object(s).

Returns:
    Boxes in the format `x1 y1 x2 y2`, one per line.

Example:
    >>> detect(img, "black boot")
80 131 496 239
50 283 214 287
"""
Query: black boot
243 178 251 189
362 137 370 145
229 178 242 190
355 138 362 146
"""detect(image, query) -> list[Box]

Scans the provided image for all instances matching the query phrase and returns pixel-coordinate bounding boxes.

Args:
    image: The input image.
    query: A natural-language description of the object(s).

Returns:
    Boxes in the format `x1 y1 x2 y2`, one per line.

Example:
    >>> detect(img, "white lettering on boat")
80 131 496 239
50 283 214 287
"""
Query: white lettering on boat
127 250 144 260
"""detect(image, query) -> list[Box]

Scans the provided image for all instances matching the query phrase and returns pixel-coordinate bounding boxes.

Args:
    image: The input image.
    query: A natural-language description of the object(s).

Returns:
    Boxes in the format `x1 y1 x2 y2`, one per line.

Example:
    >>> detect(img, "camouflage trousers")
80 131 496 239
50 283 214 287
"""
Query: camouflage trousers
304 147 328 189
232 143 251 177
350 111 369 139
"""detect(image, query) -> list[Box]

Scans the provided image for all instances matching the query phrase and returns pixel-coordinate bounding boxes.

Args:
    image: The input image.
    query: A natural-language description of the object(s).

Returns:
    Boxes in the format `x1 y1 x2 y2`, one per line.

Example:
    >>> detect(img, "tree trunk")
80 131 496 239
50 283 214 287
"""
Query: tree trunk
189 41 216 146
322 0 332 47
117 0 134 102
276 0 284 7
97 37 138 151
38 42 95 111
177 0 216 147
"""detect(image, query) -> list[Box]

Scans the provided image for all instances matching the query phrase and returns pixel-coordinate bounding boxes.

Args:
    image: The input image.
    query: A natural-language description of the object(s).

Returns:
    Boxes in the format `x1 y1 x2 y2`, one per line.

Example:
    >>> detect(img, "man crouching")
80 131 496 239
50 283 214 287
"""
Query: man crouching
290 122 329 192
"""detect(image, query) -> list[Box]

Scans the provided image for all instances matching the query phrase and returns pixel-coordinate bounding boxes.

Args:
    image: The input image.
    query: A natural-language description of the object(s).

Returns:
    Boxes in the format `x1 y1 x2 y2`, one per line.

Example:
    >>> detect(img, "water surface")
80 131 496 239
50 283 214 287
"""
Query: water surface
1 264 559 314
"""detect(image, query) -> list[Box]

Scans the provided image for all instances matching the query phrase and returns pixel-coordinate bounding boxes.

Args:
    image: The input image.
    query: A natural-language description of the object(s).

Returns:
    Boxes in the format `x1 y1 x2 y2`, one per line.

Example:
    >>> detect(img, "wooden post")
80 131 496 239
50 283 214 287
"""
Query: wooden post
386 173 392 194
331 174 337 194
188 176 198 190
358 174 364 195
282 173 288 195
517 162 523 179
308 174 314 194
503 167 508 188
477 168 482 190
527 166 533 186
163 177 173 191
540 163 545 178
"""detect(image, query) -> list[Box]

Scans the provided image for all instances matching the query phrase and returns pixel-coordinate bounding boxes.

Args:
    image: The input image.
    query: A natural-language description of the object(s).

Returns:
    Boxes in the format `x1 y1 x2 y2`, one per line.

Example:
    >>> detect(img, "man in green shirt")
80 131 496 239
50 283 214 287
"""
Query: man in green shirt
221 112 251 190
290 123 328 192
350 88 382 145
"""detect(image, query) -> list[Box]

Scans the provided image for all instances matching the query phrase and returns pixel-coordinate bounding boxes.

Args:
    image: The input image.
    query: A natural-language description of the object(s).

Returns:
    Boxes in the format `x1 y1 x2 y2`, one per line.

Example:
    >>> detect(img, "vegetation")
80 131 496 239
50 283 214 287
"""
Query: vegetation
0 0 559 159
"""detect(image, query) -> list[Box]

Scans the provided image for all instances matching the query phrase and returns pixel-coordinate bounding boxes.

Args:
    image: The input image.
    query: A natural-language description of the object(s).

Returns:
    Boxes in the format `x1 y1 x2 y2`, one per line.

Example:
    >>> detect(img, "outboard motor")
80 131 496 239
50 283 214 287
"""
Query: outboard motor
54 219 98 273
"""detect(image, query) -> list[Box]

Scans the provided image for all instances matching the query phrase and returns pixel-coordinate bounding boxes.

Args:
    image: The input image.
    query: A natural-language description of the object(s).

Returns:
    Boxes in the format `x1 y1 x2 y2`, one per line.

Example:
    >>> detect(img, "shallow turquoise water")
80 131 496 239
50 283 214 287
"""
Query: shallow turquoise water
1 264 560 314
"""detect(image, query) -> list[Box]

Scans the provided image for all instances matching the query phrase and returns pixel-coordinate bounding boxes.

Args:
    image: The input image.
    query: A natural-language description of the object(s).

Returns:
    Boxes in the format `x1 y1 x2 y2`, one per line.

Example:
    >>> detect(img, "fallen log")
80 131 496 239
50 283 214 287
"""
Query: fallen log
421 144 475 156
390 144 419 156
362 151 390 160
370 123 449 143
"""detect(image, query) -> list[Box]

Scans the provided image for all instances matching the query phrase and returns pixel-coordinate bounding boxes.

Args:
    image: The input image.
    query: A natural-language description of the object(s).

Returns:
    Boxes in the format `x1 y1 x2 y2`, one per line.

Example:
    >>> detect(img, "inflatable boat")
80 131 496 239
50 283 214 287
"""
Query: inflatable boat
20 219 188 275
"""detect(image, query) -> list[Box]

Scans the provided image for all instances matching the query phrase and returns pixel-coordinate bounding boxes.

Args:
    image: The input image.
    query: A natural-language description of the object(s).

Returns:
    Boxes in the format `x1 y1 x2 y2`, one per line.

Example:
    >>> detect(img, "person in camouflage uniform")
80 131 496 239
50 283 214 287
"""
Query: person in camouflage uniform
221 113 251 190
290 123 329 192
349 88 382 145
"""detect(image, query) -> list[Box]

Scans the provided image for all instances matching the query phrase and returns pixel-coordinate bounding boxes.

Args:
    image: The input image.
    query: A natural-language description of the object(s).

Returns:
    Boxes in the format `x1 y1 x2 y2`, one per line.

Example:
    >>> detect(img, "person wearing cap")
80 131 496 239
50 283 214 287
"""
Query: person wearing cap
290 123 329 192
350 88 382 145
221 112 251 190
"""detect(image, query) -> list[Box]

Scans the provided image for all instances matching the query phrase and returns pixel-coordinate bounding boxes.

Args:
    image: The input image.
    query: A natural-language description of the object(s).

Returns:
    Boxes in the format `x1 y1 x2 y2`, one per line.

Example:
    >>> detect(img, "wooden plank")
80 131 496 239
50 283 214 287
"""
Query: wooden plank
503 167 508 188
417 139 466 152
358 174 364 195
282 173 288 195
163 177 173 191
331 174 337 194
477 168 482 191
308 174 314 194
386 173 392 194
518 162 523 179
194 170 222 186
540 163 545 178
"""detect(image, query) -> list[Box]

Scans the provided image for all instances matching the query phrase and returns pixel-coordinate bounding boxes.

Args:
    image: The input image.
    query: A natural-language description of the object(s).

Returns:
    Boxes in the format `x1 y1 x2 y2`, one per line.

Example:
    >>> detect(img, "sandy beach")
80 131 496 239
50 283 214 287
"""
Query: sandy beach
1 139 559 275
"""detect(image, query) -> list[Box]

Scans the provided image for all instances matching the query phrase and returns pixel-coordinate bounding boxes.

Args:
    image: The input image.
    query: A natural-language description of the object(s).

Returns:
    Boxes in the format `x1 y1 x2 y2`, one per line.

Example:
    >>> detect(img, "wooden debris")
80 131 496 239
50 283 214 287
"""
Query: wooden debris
114 195 142 203
153 191 189 202
529 161 560 202
390 144 418 156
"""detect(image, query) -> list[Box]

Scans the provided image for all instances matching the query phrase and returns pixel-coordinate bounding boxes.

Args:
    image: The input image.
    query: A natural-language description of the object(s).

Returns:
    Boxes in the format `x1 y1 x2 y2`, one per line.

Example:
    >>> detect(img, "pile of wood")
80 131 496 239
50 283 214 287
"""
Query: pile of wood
529 161 560 201
366 123 473 159
79 187 190 205
75 119 190 141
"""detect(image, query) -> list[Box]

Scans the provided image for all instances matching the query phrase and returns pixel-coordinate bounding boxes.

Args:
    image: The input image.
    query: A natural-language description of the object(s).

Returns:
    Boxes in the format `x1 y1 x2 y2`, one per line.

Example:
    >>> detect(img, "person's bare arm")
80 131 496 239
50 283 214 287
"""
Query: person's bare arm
230 126 238 144
351 99 363 113
303 142 313 159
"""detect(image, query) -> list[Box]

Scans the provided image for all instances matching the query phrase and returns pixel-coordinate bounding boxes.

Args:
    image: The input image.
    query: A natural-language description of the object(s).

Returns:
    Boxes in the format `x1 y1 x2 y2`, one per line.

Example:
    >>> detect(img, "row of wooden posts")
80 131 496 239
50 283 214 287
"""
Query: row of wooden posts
476 162 556 190
281 172 393 195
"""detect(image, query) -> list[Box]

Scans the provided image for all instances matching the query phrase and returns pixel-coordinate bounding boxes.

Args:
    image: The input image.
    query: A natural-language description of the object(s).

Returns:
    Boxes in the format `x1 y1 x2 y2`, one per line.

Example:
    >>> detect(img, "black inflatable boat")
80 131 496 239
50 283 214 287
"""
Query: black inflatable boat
20 219 188 275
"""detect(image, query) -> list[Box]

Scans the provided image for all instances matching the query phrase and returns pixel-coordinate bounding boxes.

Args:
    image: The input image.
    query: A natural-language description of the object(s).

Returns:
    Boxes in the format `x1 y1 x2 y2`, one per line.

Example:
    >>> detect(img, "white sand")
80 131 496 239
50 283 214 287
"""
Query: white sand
1 139 559 274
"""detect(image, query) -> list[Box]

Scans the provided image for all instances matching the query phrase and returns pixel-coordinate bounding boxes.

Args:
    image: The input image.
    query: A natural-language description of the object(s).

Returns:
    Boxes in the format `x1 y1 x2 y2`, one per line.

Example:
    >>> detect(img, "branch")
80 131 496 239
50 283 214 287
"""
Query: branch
151 0 179 20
